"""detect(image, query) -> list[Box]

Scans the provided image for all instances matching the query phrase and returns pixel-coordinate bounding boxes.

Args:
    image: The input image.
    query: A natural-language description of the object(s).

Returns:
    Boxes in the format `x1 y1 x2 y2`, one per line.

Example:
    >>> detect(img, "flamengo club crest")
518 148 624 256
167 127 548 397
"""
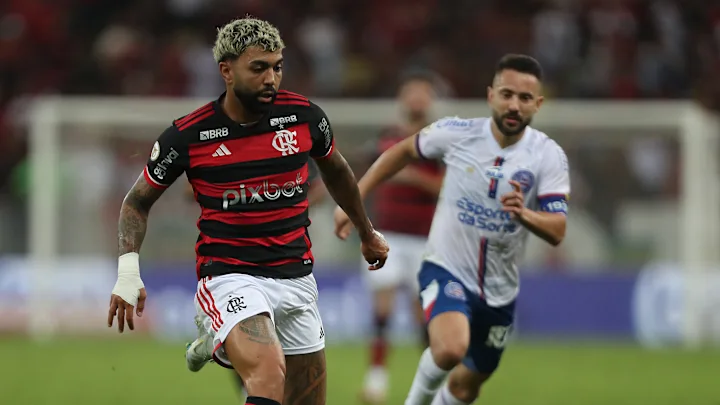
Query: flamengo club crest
272 129 300 156
226 296 247 314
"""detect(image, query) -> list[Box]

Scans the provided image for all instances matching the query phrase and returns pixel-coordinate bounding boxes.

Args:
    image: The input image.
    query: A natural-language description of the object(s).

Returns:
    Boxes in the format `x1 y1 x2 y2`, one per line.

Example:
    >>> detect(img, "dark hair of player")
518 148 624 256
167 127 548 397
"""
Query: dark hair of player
495 54 543 82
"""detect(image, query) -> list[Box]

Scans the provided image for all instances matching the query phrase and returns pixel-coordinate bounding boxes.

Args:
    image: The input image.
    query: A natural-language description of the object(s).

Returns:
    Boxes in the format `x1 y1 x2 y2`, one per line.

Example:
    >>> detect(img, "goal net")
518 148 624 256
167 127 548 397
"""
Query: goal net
12 96 720 346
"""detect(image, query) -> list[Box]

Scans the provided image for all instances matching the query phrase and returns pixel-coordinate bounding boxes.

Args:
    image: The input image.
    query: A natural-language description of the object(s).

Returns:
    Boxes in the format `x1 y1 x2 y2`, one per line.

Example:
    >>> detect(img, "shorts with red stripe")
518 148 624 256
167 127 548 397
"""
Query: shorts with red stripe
418 261 515 375
194 273 325 369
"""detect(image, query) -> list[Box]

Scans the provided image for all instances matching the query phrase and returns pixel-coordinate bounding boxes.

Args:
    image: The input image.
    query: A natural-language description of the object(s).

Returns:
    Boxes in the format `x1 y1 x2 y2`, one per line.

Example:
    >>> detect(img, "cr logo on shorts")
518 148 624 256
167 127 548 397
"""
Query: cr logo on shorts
227 296 247 314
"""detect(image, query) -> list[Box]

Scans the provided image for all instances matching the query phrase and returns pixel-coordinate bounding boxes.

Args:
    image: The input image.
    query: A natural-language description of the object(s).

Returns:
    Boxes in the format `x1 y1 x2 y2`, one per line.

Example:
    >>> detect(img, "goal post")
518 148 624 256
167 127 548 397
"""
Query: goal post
22 96 720 345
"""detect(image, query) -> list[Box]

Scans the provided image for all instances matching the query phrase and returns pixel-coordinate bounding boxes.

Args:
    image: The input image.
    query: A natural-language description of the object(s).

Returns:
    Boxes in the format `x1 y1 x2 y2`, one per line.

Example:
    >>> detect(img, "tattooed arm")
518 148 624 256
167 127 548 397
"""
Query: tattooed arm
314 151 373 239
109 125 187 333
118 174 166 255
108 175 167 333
109 174 175 333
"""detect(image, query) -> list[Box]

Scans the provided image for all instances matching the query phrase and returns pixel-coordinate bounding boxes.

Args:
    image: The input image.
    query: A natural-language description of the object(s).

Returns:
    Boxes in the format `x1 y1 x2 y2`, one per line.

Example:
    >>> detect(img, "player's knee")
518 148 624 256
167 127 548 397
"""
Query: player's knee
430 340 468 369
224 314 287 397
372 288 396 318
243 354 287 395
447 369 490 404
427 311 470 369
448 377 481 403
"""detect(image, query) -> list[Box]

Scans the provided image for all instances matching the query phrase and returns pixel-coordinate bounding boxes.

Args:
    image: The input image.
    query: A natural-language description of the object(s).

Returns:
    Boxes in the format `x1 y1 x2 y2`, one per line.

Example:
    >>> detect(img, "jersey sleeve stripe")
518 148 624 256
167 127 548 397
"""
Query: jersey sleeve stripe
143 166 169 189
538 194 568 215
312 139 335 160
414 134 429 160
275 100 310 107
278 90 309 101
175 103 213 126
537 193 568 199
177 110 215 131
276 94 309 102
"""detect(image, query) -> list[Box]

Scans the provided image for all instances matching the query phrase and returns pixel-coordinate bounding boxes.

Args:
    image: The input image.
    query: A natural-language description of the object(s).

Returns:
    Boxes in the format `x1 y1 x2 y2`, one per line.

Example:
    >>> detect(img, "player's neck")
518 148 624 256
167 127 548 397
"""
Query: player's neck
222 92 262 125
405 117 429 135
490 120 524 149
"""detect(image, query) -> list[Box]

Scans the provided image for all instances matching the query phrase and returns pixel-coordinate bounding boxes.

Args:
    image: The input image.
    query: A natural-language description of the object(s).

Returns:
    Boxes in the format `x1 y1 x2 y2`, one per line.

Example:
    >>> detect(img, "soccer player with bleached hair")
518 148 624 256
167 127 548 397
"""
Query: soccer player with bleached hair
108 16 389 405
335 54 570 405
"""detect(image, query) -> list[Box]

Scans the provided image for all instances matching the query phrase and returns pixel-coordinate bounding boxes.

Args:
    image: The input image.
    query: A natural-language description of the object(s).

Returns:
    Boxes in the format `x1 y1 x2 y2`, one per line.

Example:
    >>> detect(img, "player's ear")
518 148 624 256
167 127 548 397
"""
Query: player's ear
487 86 494 102
535 95 544 110
218 61 233 84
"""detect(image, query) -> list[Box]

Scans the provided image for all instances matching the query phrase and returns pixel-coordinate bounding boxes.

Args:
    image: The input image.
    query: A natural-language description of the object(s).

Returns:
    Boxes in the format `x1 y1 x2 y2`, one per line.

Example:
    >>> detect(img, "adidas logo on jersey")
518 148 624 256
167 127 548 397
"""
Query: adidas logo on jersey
212 144 232 157
200 127 229 141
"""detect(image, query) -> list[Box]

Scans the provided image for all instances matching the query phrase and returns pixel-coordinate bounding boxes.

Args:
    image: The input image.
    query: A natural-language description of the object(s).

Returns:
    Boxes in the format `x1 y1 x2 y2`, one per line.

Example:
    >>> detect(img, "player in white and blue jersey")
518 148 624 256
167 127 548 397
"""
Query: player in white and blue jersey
334 54 570 405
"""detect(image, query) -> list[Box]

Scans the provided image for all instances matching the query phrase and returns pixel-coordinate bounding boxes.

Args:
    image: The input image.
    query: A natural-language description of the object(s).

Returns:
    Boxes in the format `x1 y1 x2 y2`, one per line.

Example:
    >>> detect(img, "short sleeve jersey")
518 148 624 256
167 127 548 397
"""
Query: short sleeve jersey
143 90 335 280
416 117 570 306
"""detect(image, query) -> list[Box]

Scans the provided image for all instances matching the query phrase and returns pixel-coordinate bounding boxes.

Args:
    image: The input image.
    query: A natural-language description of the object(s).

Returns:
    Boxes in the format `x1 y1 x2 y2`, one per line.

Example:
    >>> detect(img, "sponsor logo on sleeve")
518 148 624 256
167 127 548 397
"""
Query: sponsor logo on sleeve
150 142 160 161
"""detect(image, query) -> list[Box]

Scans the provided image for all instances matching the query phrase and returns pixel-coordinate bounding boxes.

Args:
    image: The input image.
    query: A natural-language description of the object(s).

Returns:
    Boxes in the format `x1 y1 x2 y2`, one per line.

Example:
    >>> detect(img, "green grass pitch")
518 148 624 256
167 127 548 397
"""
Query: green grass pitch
0 337 718 404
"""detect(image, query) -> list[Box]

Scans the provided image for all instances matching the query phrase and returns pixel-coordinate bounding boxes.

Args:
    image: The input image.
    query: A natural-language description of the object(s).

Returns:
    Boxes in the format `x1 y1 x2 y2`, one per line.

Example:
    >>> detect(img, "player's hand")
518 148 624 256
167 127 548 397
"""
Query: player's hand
108 276 147 333
333 206 354 240
500 180 526 221
360 230 389 271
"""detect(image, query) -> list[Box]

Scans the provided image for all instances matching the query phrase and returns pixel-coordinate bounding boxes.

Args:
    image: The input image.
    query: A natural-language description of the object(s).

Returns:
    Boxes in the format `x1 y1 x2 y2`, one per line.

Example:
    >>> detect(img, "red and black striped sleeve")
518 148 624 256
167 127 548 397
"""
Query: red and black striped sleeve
308 102 335 159
143 125 189 189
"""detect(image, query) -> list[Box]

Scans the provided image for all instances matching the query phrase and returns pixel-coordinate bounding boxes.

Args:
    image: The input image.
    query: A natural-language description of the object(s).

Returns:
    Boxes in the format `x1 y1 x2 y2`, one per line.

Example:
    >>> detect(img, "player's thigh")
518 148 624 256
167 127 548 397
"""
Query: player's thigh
273 277 327 404
224 314 286 400
274 275 326 356
403 234 428 325
371 287 397 319
284 349 327 405
418 261 472 366
463 299 516 376
197 275 280 369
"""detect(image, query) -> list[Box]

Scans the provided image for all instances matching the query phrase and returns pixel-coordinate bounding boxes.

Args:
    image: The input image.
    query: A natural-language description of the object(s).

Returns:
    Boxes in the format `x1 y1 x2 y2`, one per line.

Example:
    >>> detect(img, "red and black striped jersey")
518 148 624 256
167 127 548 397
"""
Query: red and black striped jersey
371 125 441 236
143 90 335 280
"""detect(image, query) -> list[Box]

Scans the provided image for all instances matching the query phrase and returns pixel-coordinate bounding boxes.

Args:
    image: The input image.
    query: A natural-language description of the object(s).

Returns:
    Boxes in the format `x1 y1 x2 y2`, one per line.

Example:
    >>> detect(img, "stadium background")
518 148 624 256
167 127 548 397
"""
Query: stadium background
1 0 719 404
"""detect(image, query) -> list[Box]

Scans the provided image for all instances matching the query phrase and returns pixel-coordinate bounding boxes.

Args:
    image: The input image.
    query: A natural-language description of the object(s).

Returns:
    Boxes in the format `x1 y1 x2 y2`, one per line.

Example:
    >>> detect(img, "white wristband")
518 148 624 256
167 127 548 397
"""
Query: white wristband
113 252 145 307
118 252 140 277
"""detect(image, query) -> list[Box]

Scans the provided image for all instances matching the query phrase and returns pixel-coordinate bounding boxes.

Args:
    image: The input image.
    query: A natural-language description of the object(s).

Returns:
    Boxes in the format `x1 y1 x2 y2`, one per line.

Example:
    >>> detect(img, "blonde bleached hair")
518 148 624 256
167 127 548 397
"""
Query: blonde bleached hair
212 16 285 63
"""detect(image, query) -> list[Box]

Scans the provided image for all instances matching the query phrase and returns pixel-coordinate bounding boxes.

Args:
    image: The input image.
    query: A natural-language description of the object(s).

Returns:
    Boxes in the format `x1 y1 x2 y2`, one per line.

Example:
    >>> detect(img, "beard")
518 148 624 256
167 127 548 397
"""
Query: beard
232 84 276 115
492 111 531 136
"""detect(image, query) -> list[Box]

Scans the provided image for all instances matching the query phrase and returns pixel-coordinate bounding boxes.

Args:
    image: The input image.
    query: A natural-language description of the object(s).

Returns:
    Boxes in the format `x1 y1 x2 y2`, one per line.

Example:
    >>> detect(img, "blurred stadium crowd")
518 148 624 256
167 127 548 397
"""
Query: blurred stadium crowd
0 0 719 262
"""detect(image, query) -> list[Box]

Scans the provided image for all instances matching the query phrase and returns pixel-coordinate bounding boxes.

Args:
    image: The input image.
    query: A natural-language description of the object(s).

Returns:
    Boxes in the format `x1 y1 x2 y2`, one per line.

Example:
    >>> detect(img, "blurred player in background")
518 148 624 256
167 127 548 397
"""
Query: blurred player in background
108 17 388 405
335 54 570 405
359 72 444 404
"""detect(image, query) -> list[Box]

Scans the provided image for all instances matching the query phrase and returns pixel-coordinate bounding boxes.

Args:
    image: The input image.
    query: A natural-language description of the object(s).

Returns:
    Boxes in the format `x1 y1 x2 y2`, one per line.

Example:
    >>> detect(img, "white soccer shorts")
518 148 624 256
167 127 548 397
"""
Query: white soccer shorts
361 231 427 293
194 273 325 369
